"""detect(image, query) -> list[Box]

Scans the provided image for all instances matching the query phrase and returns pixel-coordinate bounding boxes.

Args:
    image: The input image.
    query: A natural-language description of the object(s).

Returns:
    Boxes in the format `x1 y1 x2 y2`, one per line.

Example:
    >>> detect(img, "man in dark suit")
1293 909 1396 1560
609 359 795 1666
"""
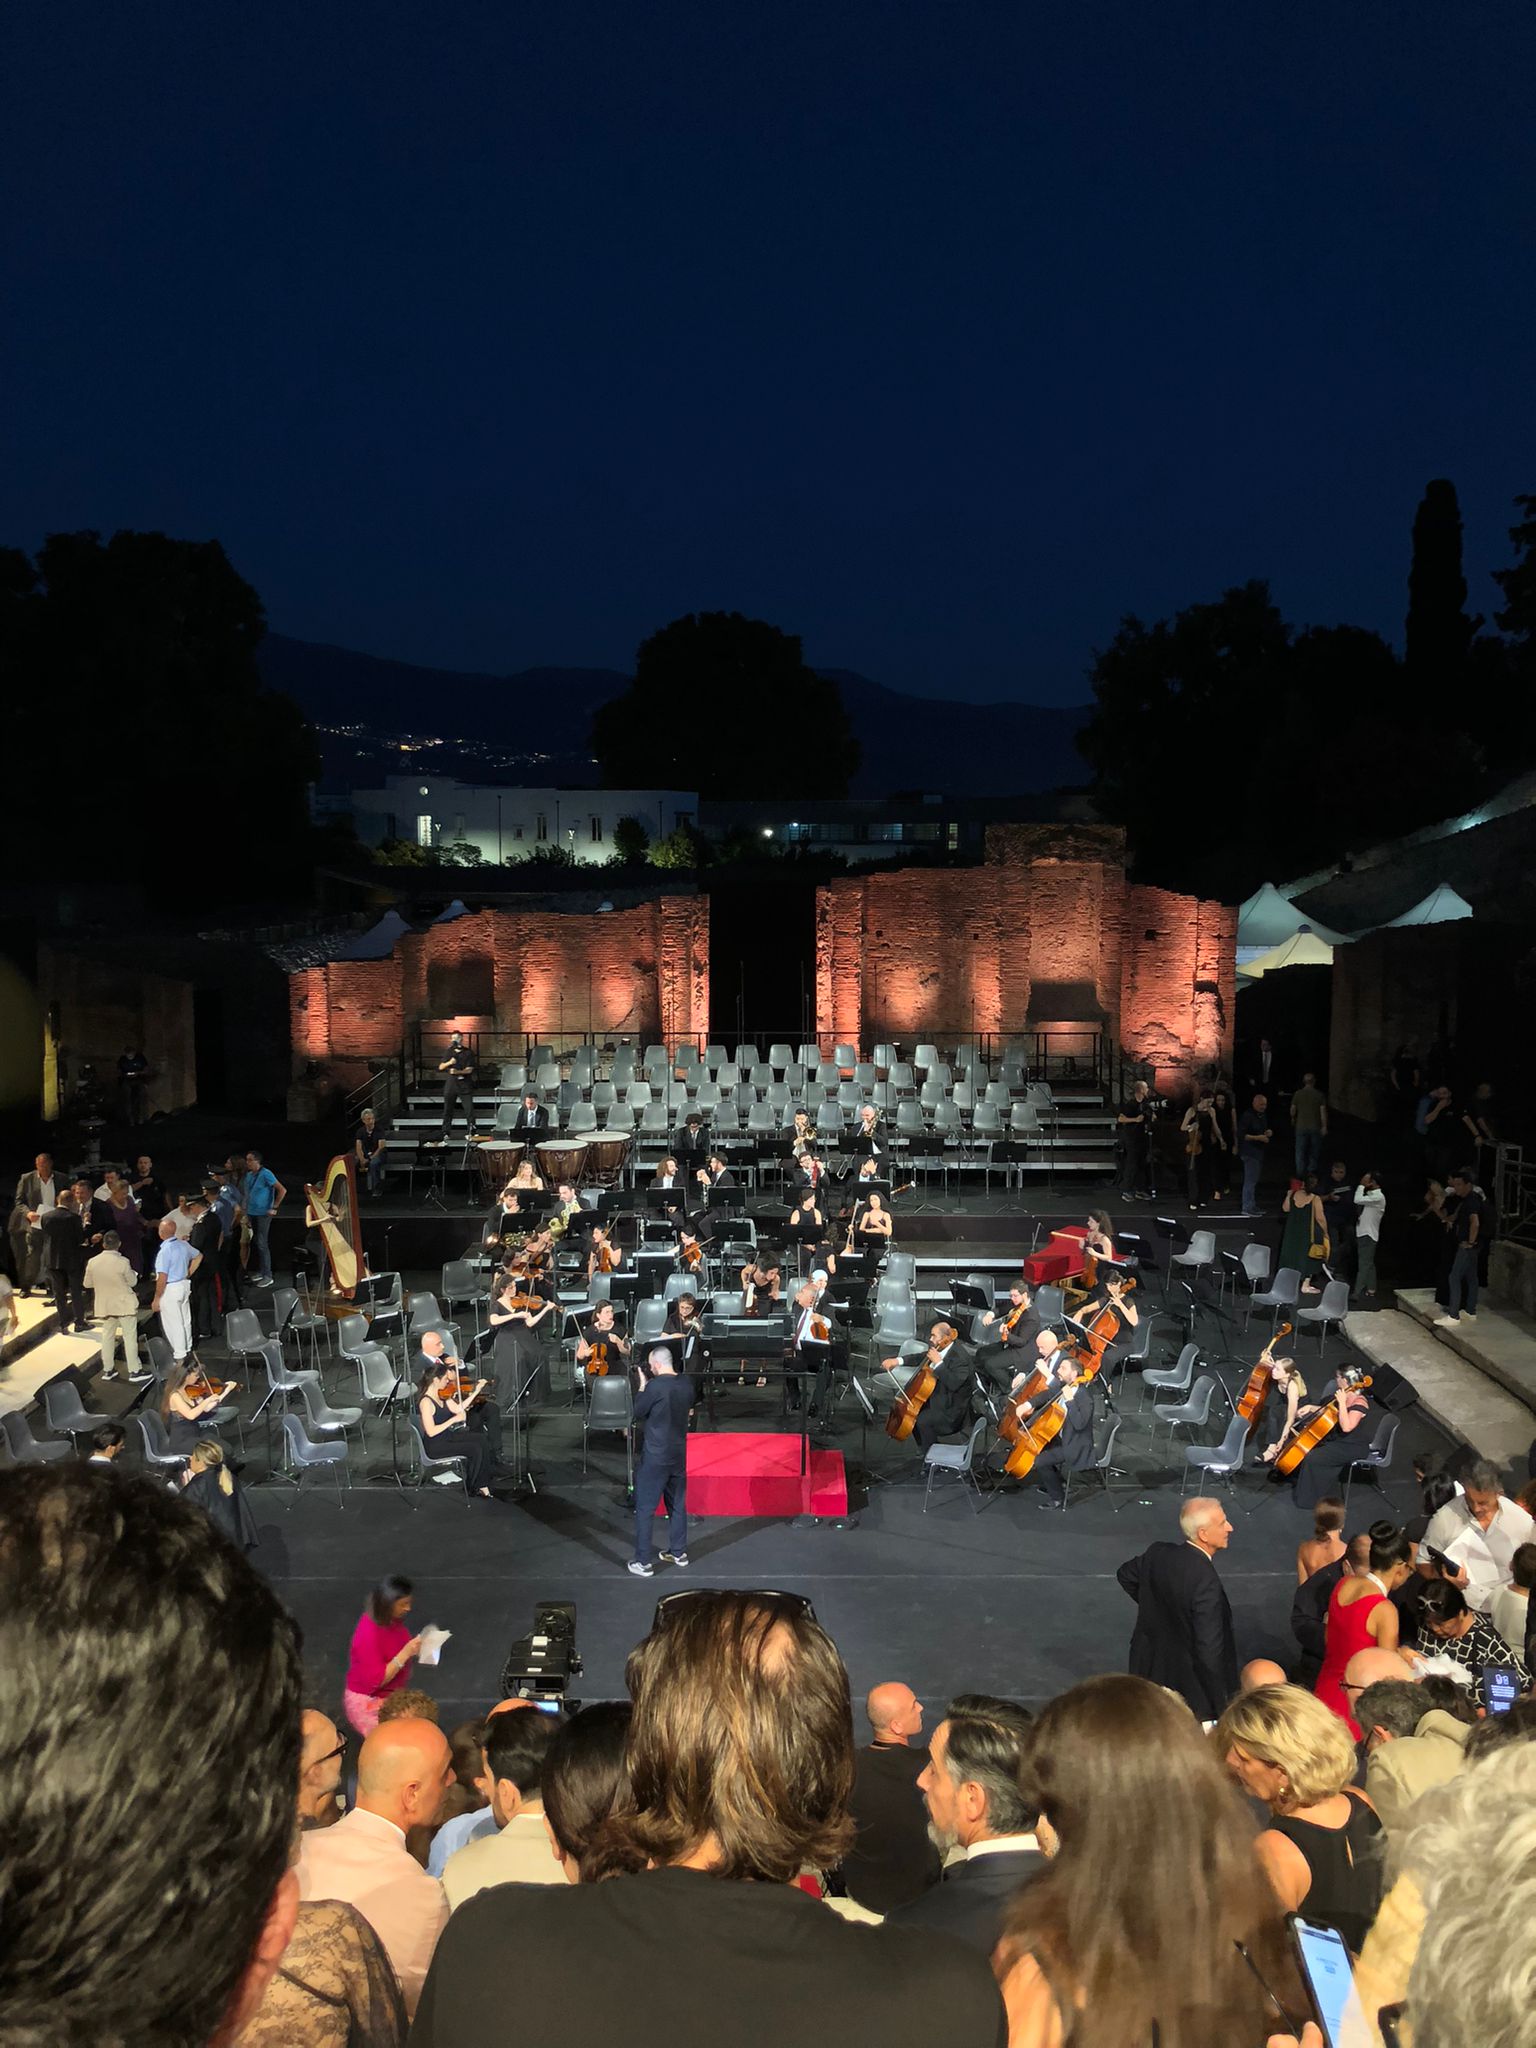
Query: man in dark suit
1117 1497 1240 1721
697 1154 735 1192
898 1323 979 1453
837 1681 941 1914
888 1693 1043 1954
10 1151 58 1293
674 1113 709 1171
40 1188 88 1331
511 1091 550 1135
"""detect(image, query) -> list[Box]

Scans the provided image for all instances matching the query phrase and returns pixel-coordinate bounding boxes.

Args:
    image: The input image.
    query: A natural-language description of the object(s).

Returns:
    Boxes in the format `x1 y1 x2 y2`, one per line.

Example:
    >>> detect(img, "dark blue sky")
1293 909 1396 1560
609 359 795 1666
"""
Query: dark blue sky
5 2 1533 704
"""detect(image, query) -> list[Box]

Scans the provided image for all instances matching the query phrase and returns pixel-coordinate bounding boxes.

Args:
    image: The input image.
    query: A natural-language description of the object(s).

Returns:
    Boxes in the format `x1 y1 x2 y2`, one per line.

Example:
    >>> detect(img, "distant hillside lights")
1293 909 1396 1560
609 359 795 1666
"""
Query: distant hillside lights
335 773 699 868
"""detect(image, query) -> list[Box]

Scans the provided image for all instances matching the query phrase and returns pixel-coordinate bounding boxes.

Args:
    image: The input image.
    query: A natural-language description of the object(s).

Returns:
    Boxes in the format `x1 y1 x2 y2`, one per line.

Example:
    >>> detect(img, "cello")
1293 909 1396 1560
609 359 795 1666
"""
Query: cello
1002 1302 1121 1479
884 1328 953 1441
1273 1367 1373 1476
1236 1323 1293 1438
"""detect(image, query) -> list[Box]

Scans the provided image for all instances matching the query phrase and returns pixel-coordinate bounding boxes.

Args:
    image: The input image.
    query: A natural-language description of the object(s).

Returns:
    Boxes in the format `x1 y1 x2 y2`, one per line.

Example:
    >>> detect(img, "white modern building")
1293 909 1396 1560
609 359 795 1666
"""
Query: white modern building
336 775 698 865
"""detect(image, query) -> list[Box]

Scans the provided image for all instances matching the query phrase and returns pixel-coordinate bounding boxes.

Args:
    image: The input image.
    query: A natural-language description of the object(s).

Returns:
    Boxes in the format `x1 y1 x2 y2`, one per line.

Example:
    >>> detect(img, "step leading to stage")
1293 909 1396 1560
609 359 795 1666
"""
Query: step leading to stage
1344 1304 1534 1471
0 1330 110 1421
1394 1288 1536 1421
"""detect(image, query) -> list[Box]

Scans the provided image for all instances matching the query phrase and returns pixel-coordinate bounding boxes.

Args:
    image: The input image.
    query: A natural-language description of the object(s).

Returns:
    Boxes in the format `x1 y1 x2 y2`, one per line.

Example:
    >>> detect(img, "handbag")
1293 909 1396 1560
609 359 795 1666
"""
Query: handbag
1307 1208 1330 1262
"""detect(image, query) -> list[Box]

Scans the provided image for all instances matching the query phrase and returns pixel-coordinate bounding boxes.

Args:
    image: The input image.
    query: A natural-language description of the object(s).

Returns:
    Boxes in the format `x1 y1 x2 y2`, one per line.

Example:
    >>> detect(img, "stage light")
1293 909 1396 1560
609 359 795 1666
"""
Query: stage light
762 827 774 838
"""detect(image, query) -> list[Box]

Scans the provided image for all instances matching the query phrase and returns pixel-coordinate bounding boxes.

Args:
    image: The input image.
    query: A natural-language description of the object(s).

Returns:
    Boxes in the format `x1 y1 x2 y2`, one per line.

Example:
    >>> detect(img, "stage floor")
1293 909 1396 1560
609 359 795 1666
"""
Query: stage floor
246 1304 1458 1725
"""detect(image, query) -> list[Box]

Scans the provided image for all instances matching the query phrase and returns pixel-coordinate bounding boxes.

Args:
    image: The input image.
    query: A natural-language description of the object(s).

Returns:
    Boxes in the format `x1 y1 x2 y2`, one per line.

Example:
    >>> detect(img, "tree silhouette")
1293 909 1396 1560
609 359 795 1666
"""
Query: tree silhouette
591 611 859 798
611 814 651 863
3 530 316 905
1405 479 1479 705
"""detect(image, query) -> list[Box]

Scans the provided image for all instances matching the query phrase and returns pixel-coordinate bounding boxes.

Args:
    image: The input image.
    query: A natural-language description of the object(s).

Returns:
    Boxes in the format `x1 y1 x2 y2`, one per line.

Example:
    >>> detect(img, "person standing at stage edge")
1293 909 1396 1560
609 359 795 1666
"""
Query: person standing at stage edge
628 1345 693 1578
1116 1079 1153 1202
1116 1498 1239 1723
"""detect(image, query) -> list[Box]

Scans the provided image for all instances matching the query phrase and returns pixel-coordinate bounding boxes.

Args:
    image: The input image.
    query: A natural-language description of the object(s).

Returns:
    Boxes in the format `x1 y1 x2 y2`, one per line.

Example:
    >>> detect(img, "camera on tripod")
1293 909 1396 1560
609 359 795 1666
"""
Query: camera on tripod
499 1600 582 1713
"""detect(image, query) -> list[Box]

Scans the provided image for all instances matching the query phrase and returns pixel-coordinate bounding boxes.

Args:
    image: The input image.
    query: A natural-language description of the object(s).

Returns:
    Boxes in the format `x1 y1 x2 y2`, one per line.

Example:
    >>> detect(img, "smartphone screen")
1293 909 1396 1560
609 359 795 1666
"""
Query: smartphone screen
1483 1663 1519 1715
1290 1915 1373 2048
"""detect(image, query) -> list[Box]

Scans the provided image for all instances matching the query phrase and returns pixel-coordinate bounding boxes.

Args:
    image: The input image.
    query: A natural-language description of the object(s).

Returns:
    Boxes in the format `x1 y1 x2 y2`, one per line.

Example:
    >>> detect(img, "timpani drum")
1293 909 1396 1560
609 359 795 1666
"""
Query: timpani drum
584 1133 631 1186
535 1136 589 1187
475 1140 528 1193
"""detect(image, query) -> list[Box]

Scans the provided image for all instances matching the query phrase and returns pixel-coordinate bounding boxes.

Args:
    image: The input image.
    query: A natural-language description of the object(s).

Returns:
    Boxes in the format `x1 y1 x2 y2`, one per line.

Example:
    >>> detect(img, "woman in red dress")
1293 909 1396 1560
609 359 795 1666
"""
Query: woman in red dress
1314 1522 1415 1736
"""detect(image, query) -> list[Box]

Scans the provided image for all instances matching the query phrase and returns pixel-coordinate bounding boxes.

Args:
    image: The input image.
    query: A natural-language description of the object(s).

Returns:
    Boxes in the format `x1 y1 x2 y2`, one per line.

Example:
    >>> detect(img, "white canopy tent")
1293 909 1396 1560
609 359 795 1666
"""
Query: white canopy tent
1240 926 1336 978
1384 883 1473 928
1237 882 1350 964
336 909 412 960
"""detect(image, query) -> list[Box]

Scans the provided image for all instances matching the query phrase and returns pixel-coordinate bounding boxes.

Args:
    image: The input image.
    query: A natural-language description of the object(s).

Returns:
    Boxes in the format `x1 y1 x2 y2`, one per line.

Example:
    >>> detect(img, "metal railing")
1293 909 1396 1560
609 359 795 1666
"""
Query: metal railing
1496 1143 1536 1247
343 1055 404 1123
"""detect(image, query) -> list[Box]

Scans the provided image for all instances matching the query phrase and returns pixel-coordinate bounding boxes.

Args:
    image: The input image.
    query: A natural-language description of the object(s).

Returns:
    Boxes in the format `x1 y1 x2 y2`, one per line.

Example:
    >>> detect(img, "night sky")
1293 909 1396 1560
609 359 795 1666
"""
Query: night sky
5 2 1533 704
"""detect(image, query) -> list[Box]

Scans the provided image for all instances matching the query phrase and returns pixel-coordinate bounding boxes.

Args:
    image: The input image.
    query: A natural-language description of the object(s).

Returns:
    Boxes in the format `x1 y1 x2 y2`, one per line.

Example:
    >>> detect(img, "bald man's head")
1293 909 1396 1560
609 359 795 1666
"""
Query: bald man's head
1345 1647 1414 1695
356 1716 453 1833
1240 1659 1290 1693
298 1709 343 1826
865 1681 923 1744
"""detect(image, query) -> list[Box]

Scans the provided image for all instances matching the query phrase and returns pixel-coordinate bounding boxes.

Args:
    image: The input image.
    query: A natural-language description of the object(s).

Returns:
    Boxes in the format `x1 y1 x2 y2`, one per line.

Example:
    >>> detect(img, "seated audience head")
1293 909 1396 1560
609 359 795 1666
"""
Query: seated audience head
356 1715 453 1833
1344 1646 1416 1701
1343 1530 1373 1574
299 1709 346 1826
917 1694 1035 1853
378 1687 439 1725
90 1423 126 1459
865 1680 924 1744
1420 1469 1459 1521
1240 1659 1290 1693
1460 1695 1536 1768
997 1674 1293 2048
1353 1679 1433 1755
1512 1542 1536 1592
1398 1740 1536 2046
0 1466 302 2044
605 1588 855 1883
542 1700 633 1882
1216 1684 1357 1815
1417 1579 1475 1637
482 1701 555 1825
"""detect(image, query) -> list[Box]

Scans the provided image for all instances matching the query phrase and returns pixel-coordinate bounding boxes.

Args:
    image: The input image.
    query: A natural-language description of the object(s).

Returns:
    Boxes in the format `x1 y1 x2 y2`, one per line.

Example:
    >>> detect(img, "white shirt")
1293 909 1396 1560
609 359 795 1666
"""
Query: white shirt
1418 1496 1536 1614
964 1831 1042 1861
442 1808 565 1910
297 1806 448 2016
1354 1185 1386 1241
1489 1584 1531 1655
164 1206 197 1240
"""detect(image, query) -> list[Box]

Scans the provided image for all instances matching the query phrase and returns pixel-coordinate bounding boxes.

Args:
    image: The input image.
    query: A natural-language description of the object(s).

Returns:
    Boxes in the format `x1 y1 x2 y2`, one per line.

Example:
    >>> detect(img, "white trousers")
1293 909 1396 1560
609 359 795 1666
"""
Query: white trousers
159 1280 192 1360
95 1312 142 1372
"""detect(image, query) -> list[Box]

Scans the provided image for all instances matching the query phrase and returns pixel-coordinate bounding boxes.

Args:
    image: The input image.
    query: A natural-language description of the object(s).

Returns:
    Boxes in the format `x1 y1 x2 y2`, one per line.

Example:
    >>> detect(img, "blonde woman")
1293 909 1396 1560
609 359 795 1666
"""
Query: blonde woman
180 1439 258 1549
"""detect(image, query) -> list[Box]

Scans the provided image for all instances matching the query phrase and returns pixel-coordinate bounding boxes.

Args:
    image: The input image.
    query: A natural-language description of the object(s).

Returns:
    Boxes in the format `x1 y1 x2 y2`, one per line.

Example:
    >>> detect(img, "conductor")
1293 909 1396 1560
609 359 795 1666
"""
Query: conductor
628 1345 694 1579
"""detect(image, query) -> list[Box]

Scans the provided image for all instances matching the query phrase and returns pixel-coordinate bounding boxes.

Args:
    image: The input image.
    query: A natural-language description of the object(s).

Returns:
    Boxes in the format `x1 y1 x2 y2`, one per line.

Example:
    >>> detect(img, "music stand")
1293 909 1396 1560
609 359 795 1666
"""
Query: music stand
950 1278 991 1314
707 1184 746 1211
1151 1215 1189 1296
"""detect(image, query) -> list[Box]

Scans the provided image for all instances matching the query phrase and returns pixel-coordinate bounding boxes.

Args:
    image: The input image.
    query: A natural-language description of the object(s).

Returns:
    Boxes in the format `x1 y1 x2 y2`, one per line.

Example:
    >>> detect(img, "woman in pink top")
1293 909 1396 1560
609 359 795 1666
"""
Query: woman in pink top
344 1573 422 1736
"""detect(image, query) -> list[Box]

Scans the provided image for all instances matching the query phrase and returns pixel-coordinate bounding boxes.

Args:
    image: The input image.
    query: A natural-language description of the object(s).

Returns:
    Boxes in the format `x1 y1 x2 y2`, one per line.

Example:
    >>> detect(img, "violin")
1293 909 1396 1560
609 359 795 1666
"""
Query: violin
680 1237 703 1273
1236 1323 1293 1436
582 1321 629 1377
184 1366 235 1406
597 1242 617 1275
445 1365 488 1407
884 1332 951 1441
1274 1371 1373 1476
495 1278 544 1317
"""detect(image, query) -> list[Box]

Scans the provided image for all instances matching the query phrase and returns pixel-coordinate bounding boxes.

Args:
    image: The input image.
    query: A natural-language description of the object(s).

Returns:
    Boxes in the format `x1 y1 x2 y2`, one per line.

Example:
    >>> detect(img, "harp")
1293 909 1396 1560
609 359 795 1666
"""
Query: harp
303 1154 365 1300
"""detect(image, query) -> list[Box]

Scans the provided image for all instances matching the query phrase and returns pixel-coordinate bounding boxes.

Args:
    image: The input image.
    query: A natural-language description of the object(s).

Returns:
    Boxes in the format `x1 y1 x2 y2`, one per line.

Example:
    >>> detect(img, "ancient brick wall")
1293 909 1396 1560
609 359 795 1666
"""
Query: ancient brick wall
817 832 1234 1088
288 897 708 1072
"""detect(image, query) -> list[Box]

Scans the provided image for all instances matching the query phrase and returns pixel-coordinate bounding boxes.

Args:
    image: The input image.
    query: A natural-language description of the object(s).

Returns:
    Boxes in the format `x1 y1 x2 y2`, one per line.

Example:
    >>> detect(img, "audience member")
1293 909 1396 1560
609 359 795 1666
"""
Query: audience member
151 1212 200 1363
1240 1658 1290 1691
299 1709 348 1829
1290 1530 1369 1687
297 1715 452 2018
85 1227 147 1380
1412 1578 1530 1706
411 1590 1008 2047
541 1700 633 1883
1217 1684 1384 1952
836 1679 941 1914
40 1187 88 1331
86 1422 125 1464
1416 1456 1535 1613
1314 1520 1414 1736
1352 1170 1385 1297
1294 1496 1346 1584
425 1717 498 1876
377 1687 440 1725
1353 1678 1469 1835
1117 1497 1239 1721
890 1693 1041 1953
0 1465 302 2043
241 1148 287 1287
442 1703 560 1907
344 1574 422 1736
996 1675 1298 2048
1488 1539 1536 1654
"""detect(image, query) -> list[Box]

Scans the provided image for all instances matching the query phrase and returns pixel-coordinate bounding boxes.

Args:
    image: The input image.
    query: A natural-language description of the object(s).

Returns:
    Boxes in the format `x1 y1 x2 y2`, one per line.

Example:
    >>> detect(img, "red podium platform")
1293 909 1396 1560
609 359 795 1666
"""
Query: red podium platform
659 1432 848 1518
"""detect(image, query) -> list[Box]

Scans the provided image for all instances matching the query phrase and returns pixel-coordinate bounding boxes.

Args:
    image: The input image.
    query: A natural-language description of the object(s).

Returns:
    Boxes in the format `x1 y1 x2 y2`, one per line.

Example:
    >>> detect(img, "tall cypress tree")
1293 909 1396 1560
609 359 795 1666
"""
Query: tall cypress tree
1405 478 1477 689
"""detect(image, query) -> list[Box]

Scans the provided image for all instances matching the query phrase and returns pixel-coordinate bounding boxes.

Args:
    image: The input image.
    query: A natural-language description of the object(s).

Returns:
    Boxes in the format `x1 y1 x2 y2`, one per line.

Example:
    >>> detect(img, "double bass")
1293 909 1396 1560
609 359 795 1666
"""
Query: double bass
1274 1368 1374 1476
1235 1323 1293 1438
884 1329 951 1441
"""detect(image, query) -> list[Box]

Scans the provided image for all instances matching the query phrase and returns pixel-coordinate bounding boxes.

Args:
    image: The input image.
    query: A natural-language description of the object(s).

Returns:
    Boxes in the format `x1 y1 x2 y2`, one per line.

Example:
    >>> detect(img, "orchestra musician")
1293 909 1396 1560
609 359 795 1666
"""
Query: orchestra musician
488 1268 556 1407
664 1292 709 1382
1254 1350 1309 1464
696 1154 735 1192
549 1180 582 1234
416 1343 497 1497
740 1249 783 1315
789 1108 813 1149
511 1090 551 1135
575 1301 632 1382
676 1220 707 1275
160 1360 238 1453
437 1033 479 1140
1082 1210 1117 1261
789 1142 822 1200
1006 1342 1099 1509
1272 1367 1375 1509
854 1189 893 1244
507 1156 545 1192
1180 1092 1224 1212
975 1283 1044 1392
854 1103 885 1155
789 1270 836 1413
674 1112 709 1171
484 1181 527 1249
888 1321 977 1454
651 1156 688 1214
586 1225 622 1283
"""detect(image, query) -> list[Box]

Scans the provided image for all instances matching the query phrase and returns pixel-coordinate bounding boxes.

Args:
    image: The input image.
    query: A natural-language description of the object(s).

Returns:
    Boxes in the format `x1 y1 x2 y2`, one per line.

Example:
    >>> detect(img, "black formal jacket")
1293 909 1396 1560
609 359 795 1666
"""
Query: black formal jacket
1291 1556 1348 1674
887 1843 1046 1956
838 1741 941 1913
512 1104 550 1132
39 1206 86 1275
412 1864 1008 2048
1117 1539 1239 1721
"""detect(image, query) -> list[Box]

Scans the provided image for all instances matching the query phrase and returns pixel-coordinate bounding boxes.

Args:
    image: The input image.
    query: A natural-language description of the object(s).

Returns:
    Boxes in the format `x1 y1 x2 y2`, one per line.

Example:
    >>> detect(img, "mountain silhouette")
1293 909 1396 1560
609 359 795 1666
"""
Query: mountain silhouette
259 633 1088 794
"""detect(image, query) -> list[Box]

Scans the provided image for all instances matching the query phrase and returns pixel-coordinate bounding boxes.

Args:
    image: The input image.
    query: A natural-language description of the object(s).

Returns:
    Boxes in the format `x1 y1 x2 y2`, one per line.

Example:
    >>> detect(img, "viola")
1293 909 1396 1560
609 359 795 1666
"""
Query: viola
598 1242 617 1275
1236 1323 1293 1434
680 1238 703 1273
1274 1371 1373 1476
884 1333 951 1441
584 1339 613 1378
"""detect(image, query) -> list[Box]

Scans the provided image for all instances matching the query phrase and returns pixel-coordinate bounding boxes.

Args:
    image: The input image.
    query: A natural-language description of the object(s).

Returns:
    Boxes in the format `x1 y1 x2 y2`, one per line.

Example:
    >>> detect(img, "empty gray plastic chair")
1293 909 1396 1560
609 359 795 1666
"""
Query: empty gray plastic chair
134 1410 188 1473
2 1408 72 1465
921 1416 991 1513
1140 1340 1198 1410
224 1307 267 1383
441 1261 486 1335
271 1284 329 1370
1171 1229 1217 1281
41 1379 111 1449
583 1373 634 1479
1154 1373 1218 1441
1340 1415 1401 1509
1182 1411 1251 1494
281 1413 349 1506
1245 1267 1301 1334
1297 1278 1352 1351
298 1376 364 1448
